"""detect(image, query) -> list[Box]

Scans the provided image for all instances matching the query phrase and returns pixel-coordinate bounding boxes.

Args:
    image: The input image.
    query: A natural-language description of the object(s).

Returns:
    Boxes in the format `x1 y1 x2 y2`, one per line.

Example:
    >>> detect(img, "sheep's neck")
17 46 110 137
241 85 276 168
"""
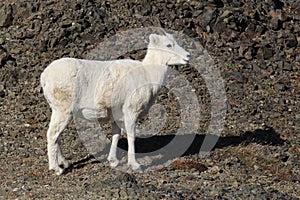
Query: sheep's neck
142 49 169 66
142 51 168 84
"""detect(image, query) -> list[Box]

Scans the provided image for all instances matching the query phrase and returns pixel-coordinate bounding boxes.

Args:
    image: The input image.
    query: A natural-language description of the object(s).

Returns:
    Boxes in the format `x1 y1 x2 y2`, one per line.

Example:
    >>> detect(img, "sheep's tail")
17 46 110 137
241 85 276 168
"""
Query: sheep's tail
40 70 51 94
40 69 57 108
40 71 46 89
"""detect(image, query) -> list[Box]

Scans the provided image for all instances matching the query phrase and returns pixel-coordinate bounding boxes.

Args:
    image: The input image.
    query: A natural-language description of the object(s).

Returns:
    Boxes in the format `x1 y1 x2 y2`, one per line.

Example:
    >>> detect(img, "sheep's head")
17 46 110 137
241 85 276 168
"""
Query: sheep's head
147 33 190 65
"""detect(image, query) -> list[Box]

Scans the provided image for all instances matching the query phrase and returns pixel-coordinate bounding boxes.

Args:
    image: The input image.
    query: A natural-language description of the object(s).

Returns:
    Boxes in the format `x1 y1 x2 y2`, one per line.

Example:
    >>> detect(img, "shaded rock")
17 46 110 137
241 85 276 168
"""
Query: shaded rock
0 5 14 27
272 0 284 9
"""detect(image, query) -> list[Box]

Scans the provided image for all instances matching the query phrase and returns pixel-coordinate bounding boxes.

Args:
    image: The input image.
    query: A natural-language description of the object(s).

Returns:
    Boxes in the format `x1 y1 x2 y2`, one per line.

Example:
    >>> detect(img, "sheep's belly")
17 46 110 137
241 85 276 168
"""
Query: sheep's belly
81 108 107 120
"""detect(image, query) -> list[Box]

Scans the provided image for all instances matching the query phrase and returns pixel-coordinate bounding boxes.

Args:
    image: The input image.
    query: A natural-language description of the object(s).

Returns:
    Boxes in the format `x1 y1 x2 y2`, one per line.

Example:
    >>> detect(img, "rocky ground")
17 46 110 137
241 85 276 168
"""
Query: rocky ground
0 0 299 199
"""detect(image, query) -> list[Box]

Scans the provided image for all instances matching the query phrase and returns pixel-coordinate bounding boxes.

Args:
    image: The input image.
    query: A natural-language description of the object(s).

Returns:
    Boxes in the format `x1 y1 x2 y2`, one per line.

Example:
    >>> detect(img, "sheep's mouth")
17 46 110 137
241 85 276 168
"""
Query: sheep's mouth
183 59 190 63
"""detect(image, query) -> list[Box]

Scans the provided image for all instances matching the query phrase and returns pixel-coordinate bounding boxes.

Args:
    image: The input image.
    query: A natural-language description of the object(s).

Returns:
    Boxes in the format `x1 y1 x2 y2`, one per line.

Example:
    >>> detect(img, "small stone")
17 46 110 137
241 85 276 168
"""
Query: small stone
209 165 220 173
193 10 202 18
297 37 300 45
245 22 256 36
253 84 259 90
282 62 292 71
226 71 245 83
232 181 239 187
274 82 287 91
119 190 128 197
0 38 4 45
238 45 246 58
169 173 179 179
60 19 74 28
220 10 231 18
244 50 253 60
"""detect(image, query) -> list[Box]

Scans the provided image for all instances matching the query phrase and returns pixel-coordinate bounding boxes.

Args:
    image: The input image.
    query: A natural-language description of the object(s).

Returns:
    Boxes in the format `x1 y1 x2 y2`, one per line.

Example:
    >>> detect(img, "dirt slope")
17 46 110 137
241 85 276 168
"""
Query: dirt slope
0 0 299 199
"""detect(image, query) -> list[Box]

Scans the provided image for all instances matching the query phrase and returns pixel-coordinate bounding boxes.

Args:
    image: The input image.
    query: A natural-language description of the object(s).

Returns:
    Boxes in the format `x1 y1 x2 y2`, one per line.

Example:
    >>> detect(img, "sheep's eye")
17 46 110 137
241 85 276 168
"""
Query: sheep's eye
166 44 172 48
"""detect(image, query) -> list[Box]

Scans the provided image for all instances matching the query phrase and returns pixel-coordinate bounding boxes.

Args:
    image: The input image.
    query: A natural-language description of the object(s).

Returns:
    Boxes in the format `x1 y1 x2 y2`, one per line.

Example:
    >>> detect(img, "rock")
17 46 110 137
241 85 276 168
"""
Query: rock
285 36 298 48
269 9 285 30
170 158 207 172
0 49 10 66
0 5 14 27
220 10 231 19
226 71 245 83
116 173 138 186
199 7 217 28
274 82 287 91
244 50 253 60
0 38 4 45
238 45 246 58
60 19 74 28
282 62 292 71
257 46 273 60
193 10 203 18
0 84 5 98
245 22 256 37
270 17 281 30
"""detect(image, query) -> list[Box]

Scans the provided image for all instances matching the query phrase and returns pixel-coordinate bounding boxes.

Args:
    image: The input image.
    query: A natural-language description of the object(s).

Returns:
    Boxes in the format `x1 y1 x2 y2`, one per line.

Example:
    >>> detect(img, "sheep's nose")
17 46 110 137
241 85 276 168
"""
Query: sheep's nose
186 54 191 59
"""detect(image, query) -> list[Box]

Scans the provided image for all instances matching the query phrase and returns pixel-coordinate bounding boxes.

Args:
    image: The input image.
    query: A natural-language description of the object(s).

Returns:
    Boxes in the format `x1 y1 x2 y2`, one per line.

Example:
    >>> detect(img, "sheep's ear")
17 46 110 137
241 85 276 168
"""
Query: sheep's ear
149 34 160 45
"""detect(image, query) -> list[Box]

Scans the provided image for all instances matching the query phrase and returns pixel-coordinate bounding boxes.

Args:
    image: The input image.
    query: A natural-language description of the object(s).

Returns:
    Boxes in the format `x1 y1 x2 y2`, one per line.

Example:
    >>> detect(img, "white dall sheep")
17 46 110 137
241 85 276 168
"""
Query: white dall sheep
41 33 190 175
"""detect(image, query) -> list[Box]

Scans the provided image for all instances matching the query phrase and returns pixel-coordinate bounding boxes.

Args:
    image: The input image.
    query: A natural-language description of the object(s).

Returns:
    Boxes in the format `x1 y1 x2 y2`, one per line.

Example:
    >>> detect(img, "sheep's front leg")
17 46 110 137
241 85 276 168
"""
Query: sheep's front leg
108 122 121 168
47 111 71 175
124 116 141 170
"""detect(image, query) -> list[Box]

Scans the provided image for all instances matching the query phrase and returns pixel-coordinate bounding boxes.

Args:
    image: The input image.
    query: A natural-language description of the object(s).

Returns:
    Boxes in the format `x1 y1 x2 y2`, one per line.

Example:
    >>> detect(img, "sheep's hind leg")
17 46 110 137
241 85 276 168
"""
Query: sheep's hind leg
124 115 141 171
57 143 70 169
47 110 71 175
108 122 121 168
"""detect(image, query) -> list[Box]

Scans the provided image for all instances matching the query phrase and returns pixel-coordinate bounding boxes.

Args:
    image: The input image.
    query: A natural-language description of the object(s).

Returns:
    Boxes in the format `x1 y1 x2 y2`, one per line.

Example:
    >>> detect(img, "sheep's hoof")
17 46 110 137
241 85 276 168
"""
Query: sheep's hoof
59 160 70 169
49 166 65 176
108 159 119 168
49 166 64 176
55 167 65 176
128 162 141 171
